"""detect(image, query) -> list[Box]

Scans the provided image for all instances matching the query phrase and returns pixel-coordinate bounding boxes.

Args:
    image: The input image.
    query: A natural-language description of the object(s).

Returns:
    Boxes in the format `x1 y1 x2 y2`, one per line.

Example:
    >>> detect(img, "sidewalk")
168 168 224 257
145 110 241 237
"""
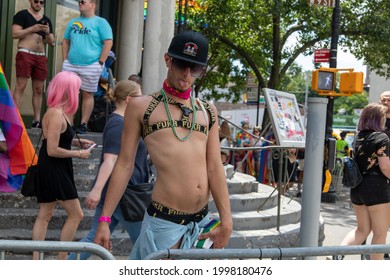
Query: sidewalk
311 178 390 260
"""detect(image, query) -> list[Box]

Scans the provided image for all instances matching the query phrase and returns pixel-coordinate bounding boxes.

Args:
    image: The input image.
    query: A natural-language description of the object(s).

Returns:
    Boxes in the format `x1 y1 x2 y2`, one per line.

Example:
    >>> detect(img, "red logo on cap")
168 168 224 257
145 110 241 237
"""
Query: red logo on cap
183 42 198 57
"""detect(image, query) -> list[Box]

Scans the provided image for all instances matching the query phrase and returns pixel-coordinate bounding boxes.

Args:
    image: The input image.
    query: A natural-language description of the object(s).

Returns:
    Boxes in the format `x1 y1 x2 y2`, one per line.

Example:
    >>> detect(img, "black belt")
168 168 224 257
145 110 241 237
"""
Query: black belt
147 201 208 225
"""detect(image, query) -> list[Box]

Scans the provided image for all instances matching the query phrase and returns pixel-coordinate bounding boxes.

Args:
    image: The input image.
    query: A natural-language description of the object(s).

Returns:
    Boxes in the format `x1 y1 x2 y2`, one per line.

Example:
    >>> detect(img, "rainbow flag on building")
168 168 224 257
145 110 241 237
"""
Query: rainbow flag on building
0 63 37 192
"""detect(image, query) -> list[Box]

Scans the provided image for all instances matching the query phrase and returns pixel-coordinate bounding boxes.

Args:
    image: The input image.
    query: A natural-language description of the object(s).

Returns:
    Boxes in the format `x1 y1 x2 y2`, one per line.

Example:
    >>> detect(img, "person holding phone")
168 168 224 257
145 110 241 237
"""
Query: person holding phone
32 71 94 260
12 0 55 128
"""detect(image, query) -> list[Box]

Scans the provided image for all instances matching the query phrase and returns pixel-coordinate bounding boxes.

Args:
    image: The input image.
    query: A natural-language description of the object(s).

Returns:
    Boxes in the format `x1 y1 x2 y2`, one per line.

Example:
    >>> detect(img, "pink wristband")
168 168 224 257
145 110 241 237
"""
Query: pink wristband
98 216 111 224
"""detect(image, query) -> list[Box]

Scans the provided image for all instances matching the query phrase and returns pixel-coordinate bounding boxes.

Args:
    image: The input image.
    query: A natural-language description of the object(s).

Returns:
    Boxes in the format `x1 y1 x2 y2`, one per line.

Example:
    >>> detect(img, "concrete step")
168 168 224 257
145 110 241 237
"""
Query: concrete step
209 199 301 231
221 200 301 231
227 215 325 249
74 174 95 192
227 173 259 194
209 189 279 213
2 190 300 231
0 191 92 209
0 207 95 230
0 191 37 209
73 158 101 176
27 129 104 147
0 228 133 257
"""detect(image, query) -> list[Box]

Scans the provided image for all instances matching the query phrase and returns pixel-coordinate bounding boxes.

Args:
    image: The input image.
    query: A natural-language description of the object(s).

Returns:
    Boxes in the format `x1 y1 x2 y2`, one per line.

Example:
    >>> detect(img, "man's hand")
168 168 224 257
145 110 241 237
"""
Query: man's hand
32 24 48 34
85 188 101 210
94 222 111 251
198 223 232 249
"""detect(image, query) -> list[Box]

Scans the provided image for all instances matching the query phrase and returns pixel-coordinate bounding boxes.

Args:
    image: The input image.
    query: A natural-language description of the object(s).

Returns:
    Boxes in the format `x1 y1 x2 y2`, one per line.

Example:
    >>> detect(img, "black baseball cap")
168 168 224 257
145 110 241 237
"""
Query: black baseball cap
167 30 209 66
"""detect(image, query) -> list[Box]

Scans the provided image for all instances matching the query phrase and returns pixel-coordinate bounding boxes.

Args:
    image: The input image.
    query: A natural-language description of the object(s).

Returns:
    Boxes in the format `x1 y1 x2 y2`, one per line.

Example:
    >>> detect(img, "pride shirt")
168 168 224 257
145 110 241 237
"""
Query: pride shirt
64 16 112 66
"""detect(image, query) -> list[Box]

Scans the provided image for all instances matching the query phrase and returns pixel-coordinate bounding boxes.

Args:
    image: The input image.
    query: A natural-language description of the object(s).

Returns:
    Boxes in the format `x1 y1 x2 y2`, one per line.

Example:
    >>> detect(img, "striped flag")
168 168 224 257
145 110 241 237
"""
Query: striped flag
0 63 37 192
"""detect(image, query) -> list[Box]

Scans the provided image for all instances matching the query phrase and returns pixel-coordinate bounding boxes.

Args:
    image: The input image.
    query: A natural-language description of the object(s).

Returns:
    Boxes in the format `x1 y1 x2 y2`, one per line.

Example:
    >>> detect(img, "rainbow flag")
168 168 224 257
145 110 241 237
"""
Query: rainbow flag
258 130 274 184
0 63 37 192
194 219 221 249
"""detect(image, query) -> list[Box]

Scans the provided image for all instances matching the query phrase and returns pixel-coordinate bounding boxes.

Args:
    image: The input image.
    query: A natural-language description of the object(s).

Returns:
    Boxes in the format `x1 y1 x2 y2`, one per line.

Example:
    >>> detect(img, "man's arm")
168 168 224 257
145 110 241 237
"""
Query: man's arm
12 24 41 39
200 109 233 248
85 153 117 210
99 39 113 64
45 32 55 46
62 39 70 61
94 97 143 249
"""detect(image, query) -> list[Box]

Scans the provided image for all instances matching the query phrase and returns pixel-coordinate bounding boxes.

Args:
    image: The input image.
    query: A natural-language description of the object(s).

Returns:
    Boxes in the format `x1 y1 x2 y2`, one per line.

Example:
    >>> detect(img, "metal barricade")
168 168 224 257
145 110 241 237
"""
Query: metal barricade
144 245 390 260
0 240 115 260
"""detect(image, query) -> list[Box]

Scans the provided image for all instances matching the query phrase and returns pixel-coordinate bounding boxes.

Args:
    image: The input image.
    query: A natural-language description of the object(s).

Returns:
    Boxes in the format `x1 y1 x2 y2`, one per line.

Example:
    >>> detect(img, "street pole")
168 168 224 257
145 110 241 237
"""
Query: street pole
256 83 261 126
322 0 340 203
300 97 328 259
325 0 341 137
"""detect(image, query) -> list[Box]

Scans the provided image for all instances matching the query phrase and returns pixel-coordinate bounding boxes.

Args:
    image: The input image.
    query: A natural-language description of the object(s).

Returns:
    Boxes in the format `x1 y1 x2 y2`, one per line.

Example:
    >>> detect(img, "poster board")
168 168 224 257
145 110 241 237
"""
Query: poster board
263 88 306 147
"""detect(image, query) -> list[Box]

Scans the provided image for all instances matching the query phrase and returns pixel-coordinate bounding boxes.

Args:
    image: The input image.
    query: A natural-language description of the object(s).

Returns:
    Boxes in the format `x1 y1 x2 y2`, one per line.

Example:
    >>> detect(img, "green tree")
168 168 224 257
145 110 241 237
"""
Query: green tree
185 0 390 105
334 93 368 115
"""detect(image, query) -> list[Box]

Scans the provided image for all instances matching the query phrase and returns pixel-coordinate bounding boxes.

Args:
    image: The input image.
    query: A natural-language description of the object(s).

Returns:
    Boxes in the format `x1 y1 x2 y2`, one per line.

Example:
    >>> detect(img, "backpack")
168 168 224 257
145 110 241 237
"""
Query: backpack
341 157 362 188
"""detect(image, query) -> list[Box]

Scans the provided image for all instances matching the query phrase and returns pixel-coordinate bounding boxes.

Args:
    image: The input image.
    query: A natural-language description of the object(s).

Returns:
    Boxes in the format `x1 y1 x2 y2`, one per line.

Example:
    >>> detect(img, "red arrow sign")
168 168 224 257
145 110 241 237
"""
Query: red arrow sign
308 0 335 7
314 49 330 63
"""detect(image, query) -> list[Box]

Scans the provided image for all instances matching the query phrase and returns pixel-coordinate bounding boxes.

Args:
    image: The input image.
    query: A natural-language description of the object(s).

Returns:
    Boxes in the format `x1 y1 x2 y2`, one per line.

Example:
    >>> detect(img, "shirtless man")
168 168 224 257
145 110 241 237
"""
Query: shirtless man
94 30 233 259
12 0 55 128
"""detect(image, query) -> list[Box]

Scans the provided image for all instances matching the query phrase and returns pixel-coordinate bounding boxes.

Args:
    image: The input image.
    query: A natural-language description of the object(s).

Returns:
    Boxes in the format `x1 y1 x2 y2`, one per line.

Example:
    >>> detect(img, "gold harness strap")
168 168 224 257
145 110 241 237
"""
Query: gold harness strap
142 92 216 139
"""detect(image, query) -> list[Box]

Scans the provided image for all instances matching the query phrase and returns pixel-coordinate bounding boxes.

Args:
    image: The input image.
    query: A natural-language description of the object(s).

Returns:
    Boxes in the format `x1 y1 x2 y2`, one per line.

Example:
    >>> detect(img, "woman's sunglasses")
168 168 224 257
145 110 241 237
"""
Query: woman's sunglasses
78 0 87 5
169 57 206 78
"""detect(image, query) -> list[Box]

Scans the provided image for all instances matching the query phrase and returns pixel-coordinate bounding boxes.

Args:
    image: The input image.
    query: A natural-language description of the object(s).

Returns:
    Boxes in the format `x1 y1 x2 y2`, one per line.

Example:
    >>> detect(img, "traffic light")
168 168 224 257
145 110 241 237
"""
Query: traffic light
339 72 363 94
311 68 337 93
311 68 364 96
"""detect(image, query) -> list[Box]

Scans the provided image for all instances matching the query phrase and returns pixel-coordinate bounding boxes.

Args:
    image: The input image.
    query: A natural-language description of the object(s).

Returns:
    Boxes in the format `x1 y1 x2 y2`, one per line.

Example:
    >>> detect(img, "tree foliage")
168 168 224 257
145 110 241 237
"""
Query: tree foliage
334 93 369 115
184 0 390 107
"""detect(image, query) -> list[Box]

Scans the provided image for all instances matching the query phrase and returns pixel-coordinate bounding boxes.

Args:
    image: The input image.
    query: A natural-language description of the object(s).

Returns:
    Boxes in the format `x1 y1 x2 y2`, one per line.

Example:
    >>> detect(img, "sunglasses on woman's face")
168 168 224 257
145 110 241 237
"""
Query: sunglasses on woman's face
34 0 44 4
78 0 87 5
169 57 206 78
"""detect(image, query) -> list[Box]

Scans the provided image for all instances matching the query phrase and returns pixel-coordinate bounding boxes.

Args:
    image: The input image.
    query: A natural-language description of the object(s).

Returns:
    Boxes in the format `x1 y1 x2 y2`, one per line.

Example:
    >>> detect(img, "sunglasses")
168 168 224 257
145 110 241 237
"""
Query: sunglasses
78 0 87 4
170 57 206 78
34 0 44 4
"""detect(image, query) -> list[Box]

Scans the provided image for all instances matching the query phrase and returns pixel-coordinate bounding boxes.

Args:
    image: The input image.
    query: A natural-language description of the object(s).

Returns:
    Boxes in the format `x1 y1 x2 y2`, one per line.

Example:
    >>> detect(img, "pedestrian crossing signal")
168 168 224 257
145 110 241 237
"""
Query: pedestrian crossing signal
311 68 364 96
311 68 337 93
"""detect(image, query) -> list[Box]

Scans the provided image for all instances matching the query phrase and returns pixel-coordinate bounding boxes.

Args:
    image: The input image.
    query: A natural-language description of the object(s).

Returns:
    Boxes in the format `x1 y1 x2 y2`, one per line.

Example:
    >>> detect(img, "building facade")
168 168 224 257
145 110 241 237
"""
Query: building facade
0 0 175 120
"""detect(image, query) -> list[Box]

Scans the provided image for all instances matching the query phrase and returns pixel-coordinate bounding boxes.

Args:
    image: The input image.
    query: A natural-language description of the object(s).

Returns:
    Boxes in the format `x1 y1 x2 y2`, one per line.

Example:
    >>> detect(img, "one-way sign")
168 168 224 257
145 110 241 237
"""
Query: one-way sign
307 0 335 7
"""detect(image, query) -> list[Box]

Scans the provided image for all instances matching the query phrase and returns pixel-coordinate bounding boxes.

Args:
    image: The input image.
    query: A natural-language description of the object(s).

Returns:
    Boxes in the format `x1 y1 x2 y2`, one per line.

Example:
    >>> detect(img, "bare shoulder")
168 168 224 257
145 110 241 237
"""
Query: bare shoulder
128 94 153 109
43 107 63 119
208 102 218 114
125 94 154 120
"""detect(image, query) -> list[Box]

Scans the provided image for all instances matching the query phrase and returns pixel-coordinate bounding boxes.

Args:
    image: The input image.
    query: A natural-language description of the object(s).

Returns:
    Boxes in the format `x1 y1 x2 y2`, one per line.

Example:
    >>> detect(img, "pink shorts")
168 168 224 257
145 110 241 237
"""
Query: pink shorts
15 51 48 81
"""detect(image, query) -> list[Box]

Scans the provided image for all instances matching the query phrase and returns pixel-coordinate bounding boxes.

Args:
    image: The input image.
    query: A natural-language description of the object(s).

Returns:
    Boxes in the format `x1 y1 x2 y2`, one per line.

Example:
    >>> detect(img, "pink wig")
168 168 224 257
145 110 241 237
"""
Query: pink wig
46 71 81 115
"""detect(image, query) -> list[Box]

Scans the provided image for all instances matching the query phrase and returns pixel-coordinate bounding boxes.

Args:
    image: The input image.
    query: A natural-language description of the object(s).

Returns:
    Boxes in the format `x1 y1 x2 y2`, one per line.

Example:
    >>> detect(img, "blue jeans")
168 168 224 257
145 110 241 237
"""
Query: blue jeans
67 203 142 260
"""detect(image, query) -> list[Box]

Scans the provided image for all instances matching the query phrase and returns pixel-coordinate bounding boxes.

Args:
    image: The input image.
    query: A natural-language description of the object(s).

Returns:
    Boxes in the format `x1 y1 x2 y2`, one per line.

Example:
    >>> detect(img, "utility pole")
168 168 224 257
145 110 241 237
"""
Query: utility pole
326 0 341 138
322 0 340 203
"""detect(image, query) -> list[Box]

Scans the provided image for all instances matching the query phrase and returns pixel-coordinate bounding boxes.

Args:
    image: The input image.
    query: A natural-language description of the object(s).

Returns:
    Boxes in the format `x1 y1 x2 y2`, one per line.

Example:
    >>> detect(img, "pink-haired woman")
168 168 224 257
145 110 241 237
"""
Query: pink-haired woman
32 71 94 260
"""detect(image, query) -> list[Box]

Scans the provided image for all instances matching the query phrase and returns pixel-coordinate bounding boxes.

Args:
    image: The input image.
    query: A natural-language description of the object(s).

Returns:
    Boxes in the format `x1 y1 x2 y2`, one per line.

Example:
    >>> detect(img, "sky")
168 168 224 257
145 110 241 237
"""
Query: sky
295 48 367 78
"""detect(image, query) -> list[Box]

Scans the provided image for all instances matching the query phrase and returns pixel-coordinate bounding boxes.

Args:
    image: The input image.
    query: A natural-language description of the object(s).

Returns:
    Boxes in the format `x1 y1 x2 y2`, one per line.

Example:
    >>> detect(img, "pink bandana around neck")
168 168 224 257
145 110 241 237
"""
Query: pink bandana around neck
163 80 192 100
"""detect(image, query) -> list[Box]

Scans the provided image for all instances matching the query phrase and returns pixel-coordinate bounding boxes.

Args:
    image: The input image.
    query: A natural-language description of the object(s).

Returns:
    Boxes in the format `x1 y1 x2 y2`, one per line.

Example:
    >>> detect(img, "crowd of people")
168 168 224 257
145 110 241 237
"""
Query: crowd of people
7 1 232 261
